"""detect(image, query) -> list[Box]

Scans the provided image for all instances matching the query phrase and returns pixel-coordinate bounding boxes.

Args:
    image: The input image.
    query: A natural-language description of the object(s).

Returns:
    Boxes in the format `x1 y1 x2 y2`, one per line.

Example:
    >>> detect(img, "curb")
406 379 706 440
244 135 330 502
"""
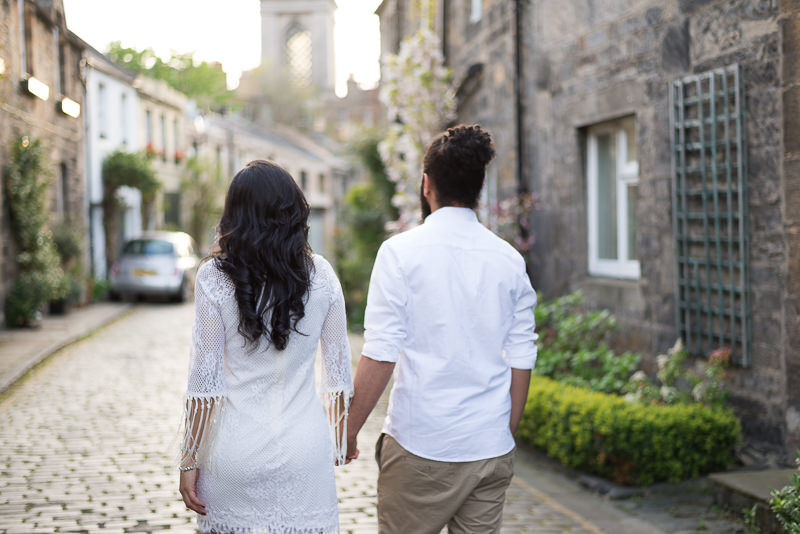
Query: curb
0 304 135 395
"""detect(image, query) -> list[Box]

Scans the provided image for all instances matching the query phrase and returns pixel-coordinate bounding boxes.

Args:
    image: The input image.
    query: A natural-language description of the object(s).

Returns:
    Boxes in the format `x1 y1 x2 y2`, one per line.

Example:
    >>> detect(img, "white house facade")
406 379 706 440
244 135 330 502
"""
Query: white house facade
83 46 140 278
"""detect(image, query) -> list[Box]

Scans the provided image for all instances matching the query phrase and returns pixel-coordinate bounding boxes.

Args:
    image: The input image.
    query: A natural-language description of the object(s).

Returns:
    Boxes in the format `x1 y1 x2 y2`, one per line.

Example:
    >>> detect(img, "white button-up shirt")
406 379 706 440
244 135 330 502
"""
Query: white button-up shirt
362 207 538 462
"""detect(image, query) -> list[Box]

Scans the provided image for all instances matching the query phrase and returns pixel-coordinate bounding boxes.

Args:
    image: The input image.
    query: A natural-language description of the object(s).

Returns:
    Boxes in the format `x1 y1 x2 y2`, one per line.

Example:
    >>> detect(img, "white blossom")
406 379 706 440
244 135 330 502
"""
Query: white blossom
630 370 648 383
379 28 456 232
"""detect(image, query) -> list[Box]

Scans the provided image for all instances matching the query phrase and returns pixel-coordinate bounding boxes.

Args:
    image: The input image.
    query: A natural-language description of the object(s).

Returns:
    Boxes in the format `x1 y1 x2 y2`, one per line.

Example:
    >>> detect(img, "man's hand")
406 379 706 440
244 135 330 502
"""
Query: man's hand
509 368 532 437
179 468 206 515
346 355 395 458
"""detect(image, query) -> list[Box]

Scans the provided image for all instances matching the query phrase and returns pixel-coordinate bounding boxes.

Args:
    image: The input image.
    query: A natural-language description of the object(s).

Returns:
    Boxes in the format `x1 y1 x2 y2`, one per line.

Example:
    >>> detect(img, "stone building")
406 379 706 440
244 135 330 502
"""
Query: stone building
0 0 86 315
378 0 799 457
325 76 384 142
233 0 353 257
260 0 336 95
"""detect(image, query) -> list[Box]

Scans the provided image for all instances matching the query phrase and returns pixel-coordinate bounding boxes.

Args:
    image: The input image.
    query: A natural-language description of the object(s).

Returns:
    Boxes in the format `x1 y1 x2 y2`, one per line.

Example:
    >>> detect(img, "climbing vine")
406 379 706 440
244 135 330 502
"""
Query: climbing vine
101 149 160 269
3 136 68 326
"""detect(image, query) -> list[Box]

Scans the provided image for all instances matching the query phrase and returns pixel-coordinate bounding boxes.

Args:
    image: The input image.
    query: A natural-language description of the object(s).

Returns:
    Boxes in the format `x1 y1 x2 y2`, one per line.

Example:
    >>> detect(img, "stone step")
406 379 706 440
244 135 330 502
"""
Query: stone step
709 468 796 534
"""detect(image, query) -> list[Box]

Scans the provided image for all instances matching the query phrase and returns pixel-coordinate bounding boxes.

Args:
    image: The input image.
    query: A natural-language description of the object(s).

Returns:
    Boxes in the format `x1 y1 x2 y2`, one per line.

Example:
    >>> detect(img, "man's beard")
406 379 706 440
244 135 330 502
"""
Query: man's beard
419 176 431 220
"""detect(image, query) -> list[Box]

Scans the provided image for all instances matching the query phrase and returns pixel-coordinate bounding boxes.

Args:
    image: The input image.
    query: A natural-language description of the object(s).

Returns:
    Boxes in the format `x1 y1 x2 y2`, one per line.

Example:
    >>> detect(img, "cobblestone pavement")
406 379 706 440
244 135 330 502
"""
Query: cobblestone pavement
0 304 599 533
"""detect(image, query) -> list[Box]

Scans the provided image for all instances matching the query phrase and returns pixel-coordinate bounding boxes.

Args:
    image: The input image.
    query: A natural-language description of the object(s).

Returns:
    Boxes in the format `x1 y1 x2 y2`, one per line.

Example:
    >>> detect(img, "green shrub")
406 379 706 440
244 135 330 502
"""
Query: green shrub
771 451 800 533
4 270 57 326
51 224 83 265
51 223 86 305
517 375 741 486
90 278 110 302
3 136 69 326
534 291 640 394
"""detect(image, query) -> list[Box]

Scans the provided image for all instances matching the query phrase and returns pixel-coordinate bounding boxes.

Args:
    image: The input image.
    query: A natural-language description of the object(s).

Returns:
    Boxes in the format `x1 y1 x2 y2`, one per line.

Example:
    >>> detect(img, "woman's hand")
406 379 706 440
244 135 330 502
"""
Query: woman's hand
345 435 359 464
179 469 206 515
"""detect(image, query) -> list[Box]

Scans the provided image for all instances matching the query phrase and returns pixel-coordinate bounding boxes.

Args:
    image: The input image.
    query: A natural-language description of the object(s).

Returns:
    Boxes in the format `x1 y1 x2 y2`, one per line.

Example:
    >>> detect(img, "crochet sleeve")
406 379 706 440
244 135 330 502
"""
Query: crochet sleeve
317 258 354 466
178 263 227 469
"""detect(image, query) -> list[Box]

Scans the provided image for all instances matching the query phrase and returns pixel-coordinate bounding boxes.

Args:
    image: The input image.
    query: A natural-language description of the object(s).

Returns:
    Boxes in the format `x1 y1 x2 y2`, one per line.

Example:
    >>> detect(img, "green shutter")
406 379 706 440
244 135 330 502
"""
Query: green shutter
670 64 751 366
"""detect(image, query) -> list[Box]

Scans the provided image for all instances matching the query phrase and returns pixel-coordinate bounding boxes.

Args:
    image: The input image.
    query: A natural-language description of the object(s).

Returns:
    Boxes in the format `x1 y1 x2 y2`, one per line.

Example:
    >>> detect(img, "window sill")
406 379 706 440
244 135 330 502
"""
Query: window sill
575 276 645 318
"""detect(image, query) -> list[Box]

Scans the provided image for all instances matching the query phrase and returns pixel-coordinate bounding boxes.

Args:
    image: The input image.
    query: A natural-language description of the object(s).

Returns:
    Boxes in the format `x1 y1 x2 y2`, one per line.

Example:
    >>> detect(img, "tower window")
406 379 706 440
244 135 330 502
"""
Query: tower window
286 28 312 87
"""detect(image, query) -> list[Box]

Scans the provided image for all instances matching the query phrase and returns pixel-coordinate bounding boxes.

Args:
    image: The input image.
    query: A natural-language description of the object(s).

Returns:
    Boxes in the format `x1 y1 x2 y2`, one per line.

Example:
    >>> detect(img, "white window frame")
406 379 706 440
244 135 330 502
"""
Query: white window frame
478 161 498 230
98 83 107 138
470 0 483 23
586 120 640 279
120 93 128 145
19 0 28 74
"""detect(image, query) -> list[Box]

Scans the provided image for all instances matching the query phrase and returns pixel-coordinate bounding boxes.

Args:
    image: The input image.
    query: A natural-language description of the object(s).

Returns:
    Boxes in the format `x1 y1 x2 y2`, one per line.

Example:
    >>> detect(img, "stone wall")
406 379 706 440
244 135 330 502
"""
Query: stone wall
781 0 800 454
445 0 519 200
0 0 86 318
522 0 791 452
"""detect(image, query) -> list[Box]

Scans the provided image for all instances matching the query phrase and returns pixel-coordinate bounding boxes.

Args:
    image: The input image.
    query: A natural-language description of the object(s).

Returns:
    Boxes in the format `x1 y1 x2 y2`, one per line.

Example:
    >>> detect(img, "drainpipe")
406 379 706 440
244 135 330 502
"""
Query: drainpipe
514 0 526 195
514 0 534 275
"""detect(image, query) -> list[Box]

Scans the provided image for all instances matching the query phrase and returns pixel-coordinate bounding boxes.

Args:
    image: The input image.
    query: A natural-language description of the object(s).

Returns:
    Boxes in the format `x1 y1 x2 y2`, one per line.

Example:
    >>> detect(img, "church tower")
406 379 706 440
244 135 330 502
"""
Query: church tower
260 0 336 95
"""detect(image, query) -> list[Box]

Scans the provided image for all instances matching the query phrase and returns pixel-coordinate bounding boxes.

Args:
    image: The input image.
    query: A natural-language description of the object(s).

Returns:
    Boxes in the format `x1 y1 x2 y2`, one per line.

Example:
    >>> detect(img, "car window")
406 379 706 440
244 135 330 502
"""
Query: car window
123 239 175 255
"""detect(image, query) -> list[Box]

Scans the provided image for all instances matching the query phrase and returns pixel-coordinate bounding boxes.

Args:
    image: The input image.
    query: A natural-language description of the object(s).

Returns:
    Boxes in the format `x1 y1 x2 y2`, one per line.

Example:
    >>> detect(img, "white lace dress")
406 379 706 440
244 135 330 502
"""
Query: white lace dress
179 255 353 534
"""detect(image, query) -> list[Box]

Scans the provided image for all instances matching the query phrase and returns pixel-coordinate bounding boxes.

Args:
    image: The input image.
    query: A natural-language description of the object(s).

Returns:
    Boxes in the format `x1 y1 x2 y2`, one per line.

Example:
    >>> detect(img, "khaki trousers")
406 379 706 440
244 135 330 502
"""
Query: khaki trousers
375 434 515 534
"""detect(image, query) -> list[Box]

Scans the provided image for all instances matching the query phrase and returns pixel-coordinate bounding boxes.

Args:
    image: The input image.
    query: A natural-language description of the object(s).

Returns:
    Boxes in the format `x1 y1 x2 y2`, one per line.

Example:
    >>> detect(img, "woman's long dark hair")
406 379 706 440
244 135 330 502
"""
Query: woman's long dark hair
210 160 313 350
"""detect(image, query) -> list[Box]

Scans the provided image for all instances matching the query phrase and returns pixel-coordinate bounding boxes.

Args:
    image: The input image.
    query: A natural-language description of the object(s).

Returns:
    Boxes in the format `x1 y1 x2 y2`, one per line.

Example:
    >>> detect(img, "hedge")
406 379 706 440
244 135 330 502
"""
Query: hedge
517 376 741 486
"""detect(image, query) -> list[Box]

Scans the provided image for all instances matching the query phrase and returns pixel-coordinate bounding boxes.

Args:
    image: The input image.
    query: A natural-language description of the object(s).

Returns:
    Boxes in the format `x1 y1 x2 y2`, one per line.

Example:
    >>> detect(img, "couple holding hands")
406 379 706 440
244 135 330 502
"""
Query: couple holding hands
178 124 538 534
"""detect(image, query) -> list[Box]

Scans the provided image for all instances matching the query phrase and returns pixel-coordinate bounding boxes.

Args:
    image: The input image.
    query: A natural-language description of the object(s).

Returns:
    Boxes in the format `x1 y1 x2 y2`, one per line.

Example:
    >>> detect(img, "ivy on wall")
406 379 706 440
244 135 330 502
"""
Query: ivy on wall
3 136 68 326
101 149 160 269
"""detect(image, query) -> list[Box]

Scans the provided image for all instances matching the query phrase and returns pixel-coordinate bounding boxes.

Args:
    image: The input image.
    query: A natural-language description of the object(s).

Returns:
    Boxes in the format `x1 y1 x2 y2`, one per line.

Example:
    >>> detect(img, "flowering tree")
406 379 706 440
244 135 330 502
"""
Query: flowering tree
379 28 455 232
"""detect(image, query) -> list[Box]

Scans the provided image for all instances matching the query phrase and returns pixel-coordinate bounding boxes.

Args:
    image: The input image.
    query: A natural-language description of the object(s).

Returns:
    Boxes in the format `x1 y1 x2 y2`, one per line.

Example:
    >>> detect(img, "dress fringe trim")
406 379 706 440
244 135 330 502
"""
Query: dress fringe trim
321 389 352 467
178 394 225 468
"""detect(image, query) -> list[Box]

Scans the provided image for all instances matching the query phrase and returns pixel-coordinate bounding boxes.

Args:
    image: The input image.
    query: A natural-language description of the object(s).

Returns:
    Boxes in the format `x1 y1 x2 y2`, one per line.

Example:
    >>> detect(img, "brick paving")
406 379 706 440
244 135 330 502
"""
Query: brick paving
0 304 600 533
0 302 132 393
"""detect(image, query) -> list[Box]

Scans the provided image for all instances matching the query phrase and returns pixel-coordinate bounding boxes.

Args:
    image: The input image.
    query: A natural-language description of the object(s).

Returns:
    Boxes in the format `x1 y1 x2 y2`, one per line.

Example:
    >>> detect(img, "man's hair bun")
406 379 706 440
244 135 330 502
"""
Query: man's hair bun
423 124 496 209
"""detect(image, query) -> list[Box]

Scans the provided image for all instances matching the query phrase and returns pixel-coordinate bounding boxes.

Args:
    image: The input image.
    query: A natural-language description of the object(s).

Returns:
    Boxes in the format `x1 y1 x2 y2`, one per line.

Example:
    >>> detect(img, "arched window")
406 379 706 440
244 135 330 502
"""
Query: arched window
286 26 312 87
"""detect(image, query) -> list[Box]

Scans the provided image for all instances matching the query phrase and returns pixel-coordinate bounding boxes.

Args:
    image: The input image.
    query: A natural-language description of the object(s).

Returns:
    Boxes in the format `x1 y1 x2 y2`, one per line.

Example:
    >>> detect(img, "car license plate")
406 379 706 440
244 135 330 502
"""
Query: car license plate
132 268 157 277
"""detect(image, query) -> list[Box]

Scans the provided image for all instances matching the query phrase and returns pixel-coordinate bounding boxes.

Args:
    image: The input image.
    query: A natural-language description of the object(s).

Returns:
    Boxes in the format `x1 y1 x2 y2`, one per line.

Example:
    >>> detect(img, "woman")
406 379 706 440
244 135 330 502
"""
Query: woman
177 160 353 533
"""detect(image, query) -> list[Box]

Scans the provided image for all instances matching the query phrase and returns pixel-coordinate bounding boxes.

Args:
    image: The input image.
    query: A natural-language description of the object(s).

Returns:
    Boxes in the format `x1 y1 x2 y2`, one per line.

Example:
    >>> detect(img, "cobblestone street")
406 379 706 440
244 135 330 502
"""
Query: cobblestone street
0 304 598 533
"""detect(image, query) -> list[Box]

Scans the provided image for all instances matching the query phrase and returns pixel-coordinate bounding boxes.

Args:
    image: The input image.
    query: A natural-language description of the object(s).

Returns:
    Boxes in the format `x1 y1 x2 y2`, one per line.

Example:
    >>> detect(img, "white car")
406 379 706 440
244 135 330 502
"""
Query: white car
109 232 200 302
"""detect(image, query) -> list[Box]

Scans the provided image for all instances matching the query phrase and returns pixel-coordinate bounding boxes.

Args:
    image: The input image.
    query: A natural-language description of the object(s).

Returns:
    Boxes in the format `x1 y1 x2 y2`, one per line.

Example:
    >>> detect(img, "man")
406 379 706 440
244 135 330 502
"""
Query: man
346 124 538 533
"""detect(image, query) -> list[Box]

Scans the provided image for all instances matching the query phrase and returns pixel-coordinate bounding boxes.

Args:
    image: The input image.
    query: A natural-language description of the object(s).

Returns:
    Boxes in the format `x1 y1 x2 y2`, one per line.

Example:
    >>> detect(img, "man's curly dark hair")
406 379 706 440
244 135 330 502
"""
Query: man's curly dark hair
422 124 496 209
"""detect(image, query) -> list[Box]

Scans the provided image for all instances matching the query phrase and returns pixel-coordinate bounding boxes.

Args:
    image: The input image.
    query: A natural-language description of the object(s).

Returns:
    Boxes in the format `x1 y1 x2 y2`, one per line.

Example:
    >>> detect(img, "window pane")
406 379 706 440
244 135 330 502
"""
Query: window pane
627 183 638 260
596 134 618 260
287 30 312 87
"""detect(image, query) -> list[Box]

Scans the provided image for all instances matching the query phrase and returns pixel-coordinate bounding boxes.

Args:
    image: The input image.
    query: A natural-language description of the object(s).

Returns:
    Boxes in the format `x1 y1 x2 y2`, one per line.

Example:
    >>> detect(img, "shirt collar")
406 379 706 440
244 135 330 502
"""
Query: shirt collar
424 206 479 225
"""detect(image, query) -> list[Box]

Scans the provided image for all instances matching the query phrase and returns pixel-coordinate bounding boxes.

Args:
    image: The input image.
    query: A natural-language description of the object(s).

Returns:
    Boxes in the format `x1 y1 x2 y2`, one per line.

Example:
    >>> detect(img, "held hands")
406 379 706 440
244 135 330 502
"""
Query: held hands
179 469 206 515
345 434 360 464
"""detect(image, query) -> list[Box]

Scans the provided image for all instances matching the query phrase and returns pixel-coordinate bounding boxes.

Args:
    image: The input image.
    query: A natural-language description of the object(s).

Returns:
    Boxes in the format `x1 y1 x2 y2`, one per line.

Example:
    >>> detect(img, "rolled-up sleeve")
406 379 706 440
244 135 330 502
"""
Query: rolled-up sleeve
503 270 538 369
362 242 407 363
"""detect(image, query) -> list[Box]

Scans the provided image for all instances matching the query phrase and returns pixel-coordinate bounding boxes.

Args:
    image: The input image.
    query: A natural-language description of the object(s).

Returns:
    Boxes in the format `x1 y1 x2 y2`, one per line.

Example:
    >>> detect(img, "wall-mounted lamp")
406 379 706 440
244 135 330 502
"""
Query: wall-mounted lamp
59 97 81 118
22 76 49 101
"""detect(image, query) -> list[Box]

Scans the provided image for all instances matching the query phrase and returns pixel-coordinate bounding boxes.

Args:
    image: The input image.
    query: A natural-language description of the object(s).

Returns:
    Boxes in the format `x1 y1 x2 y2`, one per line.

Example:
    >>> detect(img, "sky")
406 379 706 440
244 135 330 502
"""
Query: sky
62 0 382 97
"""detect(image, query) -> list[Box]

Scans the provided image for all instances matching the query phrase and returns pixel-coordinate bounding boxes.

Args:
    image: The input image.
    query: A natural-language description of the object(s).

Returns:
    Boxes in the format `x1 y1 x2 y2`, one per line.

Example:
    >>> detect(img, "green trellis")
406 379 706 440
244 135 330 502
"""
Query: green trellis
669 64 751 366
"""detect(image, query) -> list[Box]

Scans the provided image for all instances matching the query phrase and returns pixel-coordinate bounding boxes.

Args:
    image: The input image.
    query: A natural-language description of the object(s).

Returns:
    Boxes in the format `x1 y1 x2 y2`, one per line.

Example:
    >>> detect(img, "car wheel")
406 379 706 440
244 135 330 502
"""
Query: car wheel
109 290 121 302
